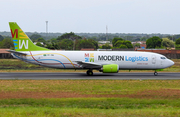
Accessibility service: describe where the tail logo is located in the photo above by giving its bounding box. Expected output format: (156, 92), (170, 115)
(9, 22), (49, 51)
(11, 29), (29, 50)
(19, 40), (28, 49)
(13, 39), (29, 50)
(11, 29), (18, 38)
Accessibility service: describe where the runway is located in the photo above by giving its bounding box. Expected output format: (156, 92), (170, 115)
(0, 72), (179, 80)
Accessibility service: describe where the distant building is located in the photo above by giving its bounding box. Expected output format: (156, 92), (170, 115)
(97, 49), (112, 51)
(132, 41), (146, 50)
(0, 49), (13, 59)
(98, 41), (112, 47)
(33, 42), (44, 45)
(140, 44), (147, 49)
(98, 41), (111, 44)
(131, 41), (146, 45)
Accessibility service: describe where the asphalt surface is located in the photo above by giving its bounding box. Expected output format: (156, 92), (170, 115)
(0, 72), (179, 80)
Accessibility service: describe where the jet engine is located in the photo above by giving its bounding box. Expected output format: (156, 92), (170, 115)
(100, 64), (119, 73)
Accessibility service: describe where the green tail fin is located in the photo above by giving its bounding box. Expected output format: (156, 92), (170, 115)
(9, 22), (49, 51)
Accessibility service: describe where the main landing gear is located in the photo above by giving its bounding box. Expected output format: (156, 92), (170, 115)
(154, 71), (158, 76)
(86, 69), (93, 76)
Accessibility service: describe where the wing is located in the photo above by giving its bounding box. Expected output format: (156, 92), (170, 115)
(75, 61), (102, 69)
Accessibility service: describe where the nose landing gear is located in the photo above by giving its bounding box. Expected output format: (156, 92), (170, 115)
(154, 71), (158, 76)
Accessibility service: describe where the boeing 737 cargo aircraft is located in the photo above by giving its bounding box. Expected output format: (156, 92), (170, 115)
(8, 22), (174, 76)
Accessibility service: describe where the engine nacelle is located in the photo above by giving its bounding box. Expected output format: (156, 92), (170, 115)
(101, 64), (119, 73)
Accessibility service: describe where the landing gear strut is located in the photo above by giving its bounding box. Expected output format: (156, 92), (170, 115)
(154, 71), (158, 76)
(86, 70), (93, 76)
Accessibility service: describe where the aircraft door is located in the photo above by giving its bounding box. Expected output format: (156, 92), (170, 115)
(152, 55), (156, 64)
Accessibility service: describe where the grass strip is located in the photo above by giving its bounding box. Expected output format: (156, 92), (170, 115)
(0, 108), (180, 117)
(0, 98), (180, 109)
(0, 80), (180, 95)
(0, 98), (180, 117)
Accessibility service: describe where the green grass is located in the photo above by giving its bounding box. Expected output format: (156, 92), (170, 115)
(0, 80), (180, 116)
(0, 98), (180, 109)
(0, 98), (180, 117)
(0, 108), (179, 117)
(0, 80), (180, 94)
(1, 79), (180, 116)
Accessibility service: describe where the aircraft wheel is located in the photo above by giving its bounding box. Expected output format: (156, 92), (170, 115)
(154, 72), (158, 76)
(87, 70), (93, 76)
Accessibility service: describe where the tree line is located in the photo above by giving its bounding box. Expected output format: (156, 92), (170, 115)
(30, 33), (134, 50)
(0, 31), (174, 41)
(0, 32), (180, 50)
(146, 36), (180, 49)
(31, 32), (98, 50)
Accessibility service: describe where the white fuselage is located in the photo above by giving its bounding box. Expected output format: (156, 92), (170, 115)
(12, 51), (174, 70)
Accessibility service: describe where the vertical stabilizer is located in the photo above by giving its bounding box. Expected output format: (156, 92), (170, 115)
(9, 22), (49, 51)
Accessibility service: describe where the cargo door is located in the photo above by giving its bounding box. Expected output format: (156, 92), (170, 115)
(152, 55), (156, 64)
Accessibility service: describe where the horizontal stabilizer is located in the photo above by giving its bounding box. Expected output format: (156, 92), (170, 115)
(6, 50), (27, 55)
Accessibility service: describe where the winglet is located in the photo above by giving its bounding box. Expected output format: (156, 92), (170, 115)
(9, 22), (49, 51)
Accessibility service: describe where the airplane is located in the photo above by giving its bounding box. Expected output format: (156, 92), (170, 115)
(8, 22), (174, 76)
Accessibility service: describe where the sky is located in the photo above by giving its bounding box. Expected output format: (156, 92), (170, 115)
(1, 0), (180, 34)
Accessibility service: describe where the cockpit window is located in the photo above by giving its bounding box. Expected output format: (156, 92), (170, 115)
(161, 57), (166, 59)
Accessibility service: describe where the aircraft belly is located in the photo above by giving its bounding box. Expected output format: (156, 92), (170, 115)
(119, 62), (136, 69)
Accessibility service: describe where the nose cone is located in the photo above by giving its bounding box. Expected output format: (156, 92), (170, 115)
(168, 59), (174, 67)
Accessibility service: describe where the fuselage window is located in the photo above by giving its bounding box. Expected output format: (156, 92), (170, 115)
(161, 57), (166, 59)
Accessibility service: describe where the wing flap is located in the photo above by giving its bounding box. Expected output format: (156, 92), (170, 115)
(75, 61), (102, 69)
